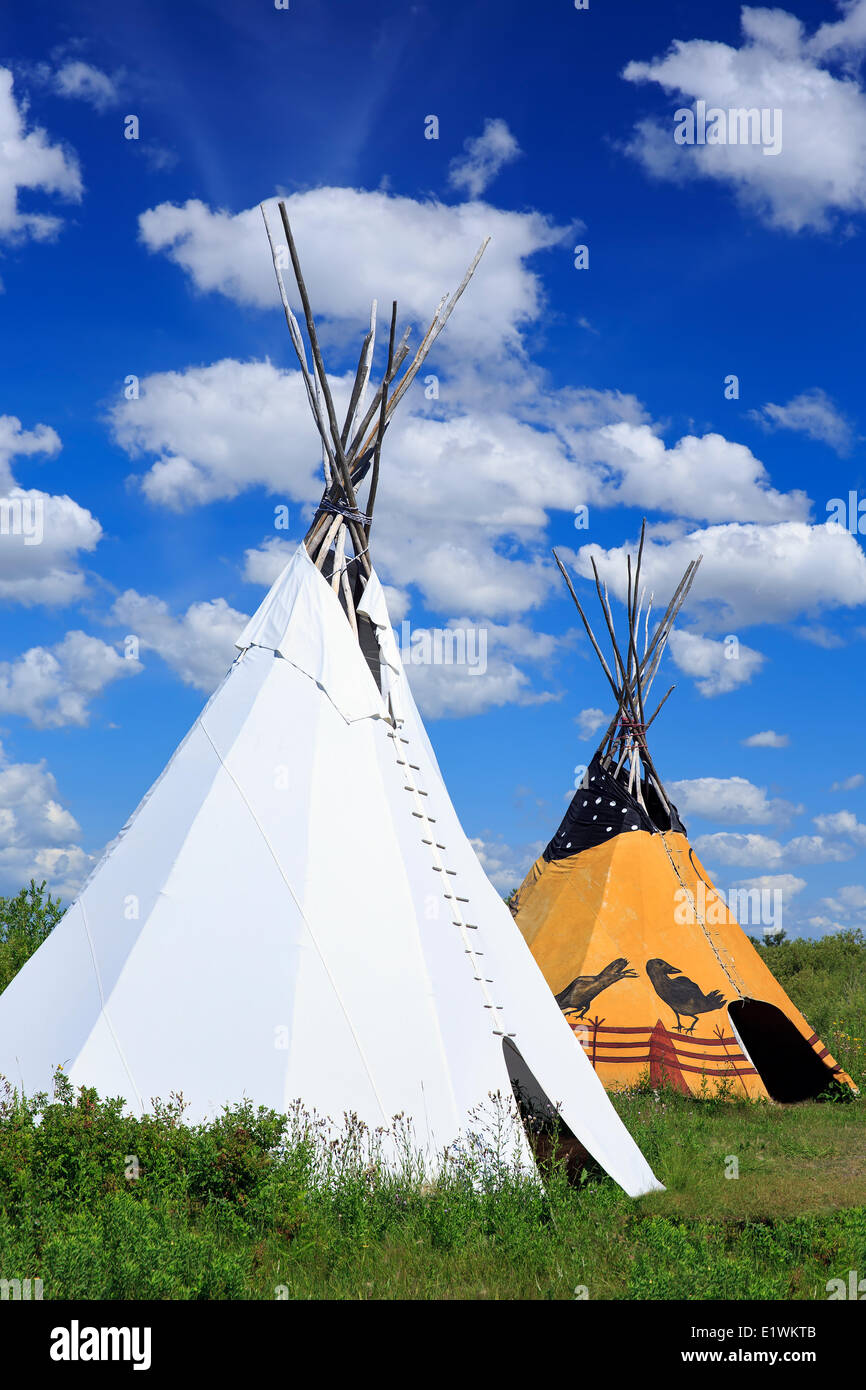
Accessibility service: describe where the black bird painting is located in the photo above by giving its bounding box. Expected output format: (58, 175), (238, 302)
(646, 958), (726, 1034)
(555, 958), (638, 1019)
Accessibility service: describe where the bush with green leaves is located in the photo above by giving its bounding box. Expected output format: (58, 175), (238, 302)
(0, 1066), (862, 1300)
(0, 880), (64, 995)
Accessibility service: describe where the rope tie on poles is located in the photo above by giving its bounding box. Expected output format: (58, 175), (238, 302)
(319, 497), (372, 527)
(618, 715), (647, 749)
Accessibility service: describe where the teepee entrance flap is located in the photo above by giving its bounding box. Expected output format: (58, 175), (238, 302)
(357, 569), (407, 724)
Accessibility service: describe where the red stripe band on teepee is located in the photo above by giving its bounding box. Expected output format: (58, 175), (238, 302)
(586, 1054), (758, 1075)
(569, 1024), (744, 1046)
(574, 1039), (754, 1067)
(574, 1037), (745, 1062)
(649, 1041), (750, 1065)
(579, 1024), (656, 1034)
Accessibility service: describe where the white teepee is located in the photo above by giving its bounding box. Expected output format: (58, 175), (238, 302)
(0, 208), (662, 1196)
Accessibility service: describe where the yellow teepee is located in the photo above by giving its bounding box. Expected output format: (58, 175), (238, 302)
(514, 527), (856, 1102)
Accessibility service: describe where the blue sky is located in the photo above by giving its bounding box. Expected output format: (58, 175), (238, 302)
(2, 0), (866, 938)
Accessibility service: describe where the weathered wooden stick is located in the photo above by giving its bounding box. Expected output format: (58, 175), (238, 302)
(313, 511), (344, 570)
(646, 684), (675, 730)
(626, 557), (634, 685)
(592, 555), (698, 761)
(341, 566), (358, 638)
(345, 331), (412, 464)
(278, 202), (371, 575)
(627, 524), (647, 722)
(632, 521), (646, 631)
(357, 299), (377, 421)
(380, 237), (490, 428)
(304, 434), (387, 556)
(331, 522), (347, 592)
(553, 550), (620, 700)
(639, 635), (669, 704)
(591, 559), (639, 725)
(626, 568), (646, 724)
(623, 554), (702, 710)
(354, 301), (445, 450)
(340, 319), (376, 447)
(641, 754), (671, 816)
(366, 300), (397, 539)
(633, 587), (646, 674)
(642, 557), (701, 676)
(639, 559), (702, 702)
(601, 581), (626, 685)
(261, 203), (336, 488)
(303, 322), (408, 559)
(350, 238), (489, 459)
(278, 202), (344, 458)
(636, 562), (694, 677)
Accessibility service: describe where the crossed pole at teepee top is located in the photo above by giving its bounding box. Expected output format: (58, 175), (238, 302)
(553, 520), (702, 814)
(260, 199), (488, 637)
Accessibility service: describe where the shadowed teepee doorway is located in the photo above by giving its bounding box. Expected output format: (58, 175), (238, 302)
(728, 999), (839, 1102)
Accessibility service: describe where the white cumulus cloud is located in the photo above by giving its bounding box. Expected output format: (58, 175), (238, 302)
(813, 808), (866, 843)
(750, 388), (854, 455)
(733, 872), (807, 896)
(471, 835), (542, 895)
(402, 618), (561, 719)
(668, 629), (765, 696)
(568, 520), (866, 631)
(0, 742), (89, 898)
(53, 61), (119, 112)
(694, 829), (855, 868)
(109, 359), (326, 511)
(0, 416), (102, 606)
(110, 591), (248, 692)
(0, 631), (140, 729)
(742, 729), (789, 747)
(138, 189), (567, 358)
(622, 2), (866, 232)
(0, 67), (82, 244)
(575, 707), (608, 738)
(584, 423), (809, 524)
(670, 775), (802, 825)
(448, 118), (522, 197)
(831, 772), (865, 791)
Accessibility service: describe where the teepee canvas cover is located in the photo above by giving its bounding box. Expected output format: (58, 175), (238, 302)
(514, 529), (856, 1103)
(0, 209), (662, 1196)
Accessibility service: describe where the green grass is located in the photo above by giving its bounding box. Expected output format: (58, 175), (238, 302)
(0, 894), (863, 1300)
(0, 1076), (863, 1300)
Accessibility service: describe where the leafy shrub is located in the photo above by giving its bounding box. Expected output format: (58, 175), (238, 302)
(0, 880), (64, 994)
